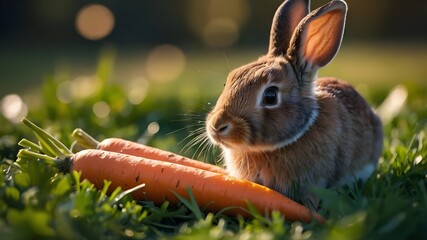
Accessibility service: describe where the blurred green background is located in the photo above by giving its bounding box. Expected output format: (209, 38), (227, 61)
(1, 0), (426, 157)
(0, 1), (426, 238)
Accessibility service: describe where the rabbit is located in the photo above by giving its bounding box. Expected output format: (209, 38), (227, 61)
(205, 0), (383, 206)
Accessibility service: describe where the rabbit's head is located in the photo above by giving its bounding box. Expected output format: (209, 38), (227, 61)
(206, 0), (347, 152)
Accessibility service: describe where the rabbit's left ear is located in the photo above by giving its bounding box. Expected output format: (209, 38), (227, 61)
(287, 0), (347, 69)
(268, 0), (310, 56)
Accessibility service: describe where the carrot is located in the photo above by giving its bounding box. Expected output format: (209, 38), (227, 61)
(71, 128), (228, 175)
(20, 118), (325, 223)
(65, 149), (325, 222)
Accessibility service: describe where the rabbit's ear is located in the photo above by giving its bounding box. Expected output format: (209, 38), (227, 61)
(268, 0), (310, 56)
(287, 0), (347, 69)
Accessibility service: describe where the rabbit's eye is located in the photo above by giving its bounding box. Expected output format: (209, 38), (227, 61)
(262, 86), (278, 106)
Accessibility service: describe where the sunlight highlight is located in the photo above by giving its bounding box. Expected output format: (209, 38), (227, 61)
(1, 94), (28, 124)
(414, 155), (422, 165)
(76, 4), (115, 40)
(376, 85), (408, 123)
(146, 45), (186, 83)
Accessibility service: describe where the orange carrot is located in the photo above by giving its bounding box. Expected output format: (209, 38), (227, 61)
(72, 128), (228, 175)
(20, 120), (324, 223)
(69, 149), (325, 223)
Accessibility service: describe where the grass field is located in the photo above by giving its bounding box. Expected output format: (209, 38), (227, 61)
(0, 44), (426, 239)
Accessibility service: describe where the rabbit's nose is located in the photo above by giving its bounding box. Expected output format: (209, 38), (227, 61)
(206, 109), (235, 143)
(217, 123), (231, 135)
(209, 121), (233, 143)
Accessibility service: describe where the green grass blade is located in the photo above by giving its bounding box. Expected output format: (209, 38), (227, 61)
(112, 183), (146, 204)
(172, 186), (204, 220)
(214, 206), (249, 218)
(244, 200), (264, 220)
(72, 171), (82, 191)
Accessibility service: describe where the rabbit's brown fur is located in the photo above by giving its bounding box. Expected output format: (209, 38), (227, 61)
(206, 0), (383, 203)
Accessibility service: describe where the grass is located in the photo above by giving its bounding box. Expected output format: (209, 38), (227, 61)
(0, 44), (426, 239)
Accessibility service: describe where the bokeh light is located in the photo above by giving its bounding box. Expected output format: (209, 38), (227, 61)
(187, 0), (250, 47)
(147, 122), (160, 135)
(1, 94), (28, 123)
(92, 101), (110, 118)
(56, 76), (98, 103)
(56, 81), (74, 103)
(75, 4), (115, 40)
(127, 77), (149, 105)
(203, 18), (239, 47)
(71, 76), (98, 99)
(145, 45), (186, 83)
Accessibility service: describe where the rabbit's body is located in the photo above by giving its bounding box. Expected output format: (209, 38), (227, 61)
(206, 0), (383, 204)
(221, 76), (382, 197)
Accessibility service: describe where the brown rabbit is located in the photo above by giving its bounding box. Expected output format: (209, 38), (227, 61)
(205, 0), (383, 205)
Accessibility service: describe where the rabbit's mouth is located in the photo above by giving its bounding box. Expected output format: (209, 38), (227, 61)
(208, 128), (274, 153)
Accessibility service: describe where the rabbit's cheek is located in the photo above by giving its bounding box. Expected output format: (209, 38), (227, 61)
(218, 122), (251, 148)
